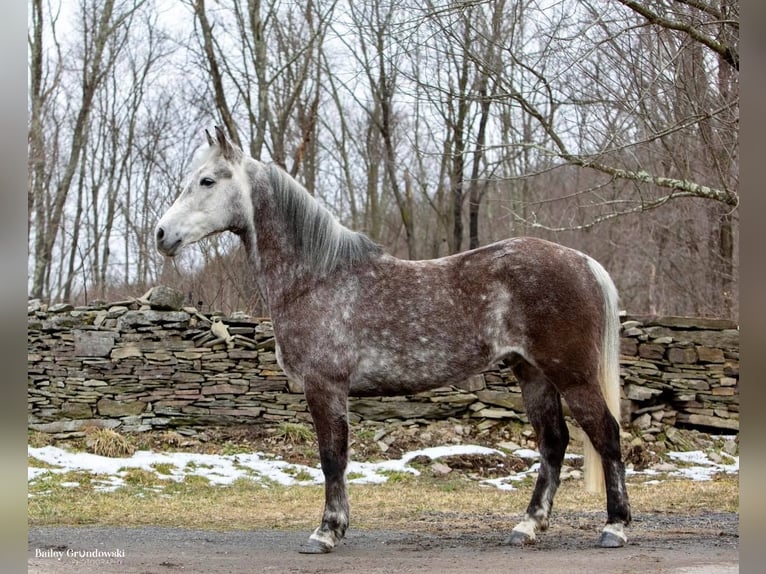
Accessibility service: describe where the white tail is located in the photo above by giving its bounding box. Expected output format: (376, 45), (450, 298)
(583, 257), (622, 495)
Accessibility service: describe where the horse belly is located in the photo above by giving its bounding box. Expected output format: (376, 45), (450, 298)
(349, 341), (491, 397)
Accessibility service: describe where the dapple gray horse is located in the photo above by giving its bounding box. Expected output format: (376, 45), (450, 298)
(156, 126), (631, 553)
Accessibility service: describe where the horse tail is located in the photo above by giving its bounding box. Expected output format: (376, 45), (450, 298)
(583, 257), (622, 495)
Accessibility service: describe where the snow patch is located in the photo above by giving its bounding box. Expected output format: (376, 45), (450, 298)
(28, 443), (738, 494)
(28, 444), (505, 493)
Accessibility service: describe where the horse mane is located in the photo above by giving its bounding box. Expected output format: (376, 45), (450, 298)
(266, 163), (383, 273)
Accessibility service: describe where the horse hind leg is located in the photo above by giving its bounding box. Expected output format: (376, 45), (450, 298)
(506, 360), (569, 546)
(299, 381), (350, 554)
(559, 382), (631, 548)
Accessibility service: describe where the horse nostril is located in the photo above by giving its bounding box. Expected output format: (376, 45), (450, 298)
(157, 227), (165, 241)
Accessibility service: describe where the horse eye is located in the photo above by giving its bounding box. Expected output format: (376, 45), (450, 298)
(200, 177), (215, 187)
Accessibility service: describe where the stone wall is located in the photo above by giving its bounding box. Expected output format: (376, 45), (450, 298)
(28, 288), (738, 437)
(618, 315), (739, 434)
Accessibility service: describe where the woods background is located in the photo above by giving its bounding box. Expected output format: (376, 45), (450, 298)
(27, 0), (739, 319)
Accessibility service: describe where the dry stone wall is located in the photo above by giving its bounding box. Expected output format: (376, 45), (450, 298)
(618, 315), (739, 434)
(28, 288), (739, 438)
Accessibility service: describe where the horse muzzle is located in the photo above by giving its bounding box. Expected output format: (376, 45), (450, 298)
(155, 225), (183, 257)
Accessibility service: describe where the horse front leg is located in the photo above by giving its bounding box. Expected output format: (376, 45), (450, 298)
(299, 381), (350, 554)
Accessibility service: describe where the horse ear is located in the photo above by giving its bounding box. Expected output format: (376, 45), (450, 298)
(214, 125), (229, 153)
(205, 129), (215, 147)
(214, 125), (242, 162)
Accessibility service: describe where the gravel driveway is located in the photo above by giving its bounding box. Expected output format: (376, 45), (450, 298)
(28, 511), (738, 574)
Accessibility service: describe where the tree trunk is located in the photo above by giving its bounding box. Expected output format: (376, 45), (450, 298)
(30, 0), (119, 300)
(194, 0), (241, 146)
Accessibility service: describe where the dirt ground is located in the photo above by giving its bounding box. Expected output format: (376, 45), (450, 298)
(28, 511), (738, 574)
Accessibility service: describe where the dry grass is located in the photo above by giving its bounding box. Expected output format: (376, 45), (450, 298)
(274, 422), (315, 445)
(28, 431), (53, 448)
(84, 427), (135, 457)
(27, 472), (738, 532)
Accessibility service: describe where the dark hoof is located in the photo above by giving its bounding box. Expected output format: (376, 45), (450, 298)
(298, 539), (333, 554)
(598, 530), (626, 548)
(505, 530), (536, 546)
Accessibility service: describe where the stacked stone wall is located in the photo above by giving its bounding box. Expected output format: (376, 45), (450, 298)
(28, 290), (738, 437)
(618, 315), (739, 434)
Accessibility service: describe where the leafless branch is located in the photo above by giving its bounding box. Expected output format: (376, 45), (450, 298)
(614, 0), (738, 69)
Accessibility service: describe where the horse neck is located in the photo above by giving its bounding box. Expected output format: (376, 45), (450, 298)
(240, 162), (317, 312)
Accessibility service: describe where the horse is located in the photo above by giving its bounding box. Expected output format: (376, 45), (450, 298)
(156, 126), (631, 553)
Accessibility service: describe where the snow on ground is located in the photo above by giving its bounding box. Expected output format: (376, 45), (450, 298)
(345, 445), (502, 484)
(646, 450), (739, 481)
(28, 443), (738, 495)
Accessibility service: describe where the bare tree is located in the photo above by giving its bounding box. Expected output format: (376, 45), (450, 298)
(28, 0), (147, 300)
(445, 0), (739, 316)
(404, 0), (513, 253)
(187, 0), (336, 179)
(28, 0), (739, 319)
(494, 0), (738, 221)
(344, 0), (417, 258)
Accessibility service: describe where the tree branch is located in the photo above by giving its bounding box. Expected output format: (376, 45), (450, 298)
(614, 0), (738, 70)
(506, 186), (712, 233)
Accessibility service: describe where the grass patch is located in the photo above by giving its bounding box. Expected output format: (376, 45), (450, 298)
(163, 475), (211, 495)
(85, 428), (135, 457)
(274, 422), (314, 445)
(719, 453), (736, 465)
(232, 461), (264, 478)
(435, 479), (463, 493)
(407, 455), (432, 471)
(283, 467), (315, 482)
(379, 470), (416, 484)
(28, 456), (57, 469)
(158, 430), (187, 448)
(151, 462), (177, 476)
(183, 475), (211, 487)
(28, 469), (739, 529)
(28, 431), (52, 448)
(28, 470), (106, 497)
(220, 442), (253, 456)
(28, 470), (738, 531)
(122, 468), (164, 487)
(353, 427), (377, 442)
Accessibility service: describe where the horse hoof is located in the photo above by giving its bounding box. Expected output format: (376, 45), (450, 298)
(598, 529), (627, 548)
(298, 539), (333, 554)
(505, 530), (536, 546)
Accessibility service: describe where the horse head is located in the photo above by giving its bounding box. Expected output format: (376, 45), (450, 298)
(156, 126), (251, 257)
